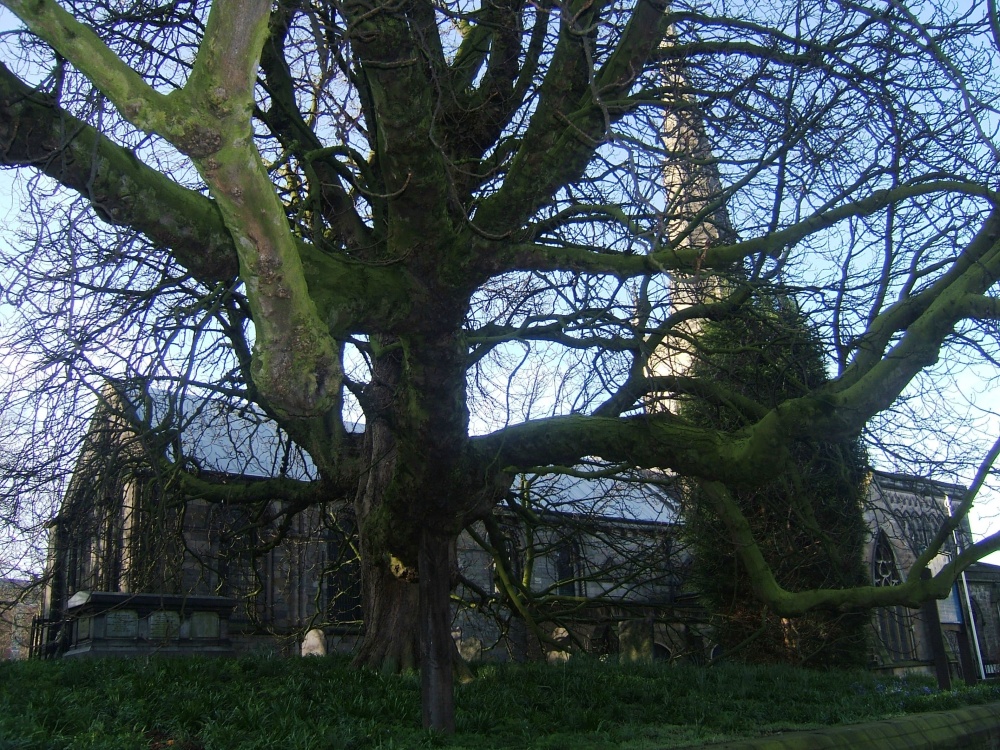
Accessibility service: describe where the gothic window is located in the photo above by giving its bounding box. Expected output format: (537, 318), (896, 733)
(554, 541), (579, 597)
(492, 533), (524, 598)
(899, 509), (946, 558)
(873, 530), (902, 587)
(325, 522), (362, 625)
(872, 530), (916, 662)
(216, 508), (263, 626)
(220, 545), (260, 625)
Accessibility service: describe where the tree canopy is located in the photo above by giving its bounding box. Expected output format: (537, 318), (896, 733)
(3, 0), (1000, 730)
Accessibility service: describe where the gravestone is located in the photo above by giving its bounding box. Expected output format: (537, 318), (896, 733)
(301, 628), (327, 656)
(619, 616), (654, 663)
(61, 591), (236, 657)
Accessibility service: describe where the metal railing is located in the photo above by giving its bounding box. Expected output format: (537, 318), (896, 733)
(28, 616), (66, 659)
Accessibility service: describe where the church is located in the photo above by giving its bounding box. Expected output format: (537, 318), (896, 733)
(30, 387), (1000, 682)
(25, 66), (1000, 677)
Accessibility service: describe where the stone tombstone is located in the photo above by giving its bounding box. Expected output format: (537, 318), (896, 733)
(301, 628), (327, 657)
(189, 611), (220, 639)
(546, 627), (572, 663)
(148, 611), (180, 640)
(104, 609), (138, 638)
(456, 635), (483, 663)
(61, 591), (236, 657)
(619, 616), (654, 663)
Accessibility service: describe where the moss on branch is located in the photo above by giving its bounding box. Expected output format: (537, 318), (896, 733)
(0, 62), (239, 282)
(471, 412), (787, 488)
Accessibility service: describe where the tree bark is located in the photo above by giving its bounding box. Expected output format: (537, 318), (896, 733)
(352, 549), (421, 671)
(351, 358), (423, 670)
(419, 529), (455, 732)
(347, 334), (473, 731)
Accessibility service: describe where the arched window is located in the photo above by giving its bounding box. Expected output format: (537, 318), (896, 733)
(554, 541), (579, 597)
(872, 530), (915, 662)
(873, 530), (903, 587)
(324, 518), (362, 625)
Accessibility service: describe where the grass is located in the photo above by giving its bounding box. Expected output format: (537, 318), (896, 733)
(1, 655), (998, 749)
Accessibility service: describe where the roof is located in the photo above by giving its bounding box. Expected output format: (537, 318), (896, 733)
(871, 470), (966, 498)
(117, 389), (678, 523)
(966, 560), (1000, 581)
(114, 391), (964, 530)
(125, 390), (317, 481)
(517, 469), (679, 524)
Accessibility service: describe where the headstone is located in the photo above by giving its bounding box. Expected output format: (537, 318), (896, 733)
(104, 610), (138, 638)
(301, 628), (327, 656)
(61, 591), (236, 657)
(148, 611), (180, 640)
(619, 616), (654, 663)
(456, 635), (482, 663)
(546, 627), (571, 663)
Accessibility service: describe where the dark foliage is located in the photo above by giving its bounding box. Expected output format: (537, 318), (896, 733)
(683, 289), (870, 666)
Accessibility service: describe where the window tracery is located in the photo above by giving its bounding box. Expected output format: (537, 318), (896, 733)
(872, 529), (916, 662)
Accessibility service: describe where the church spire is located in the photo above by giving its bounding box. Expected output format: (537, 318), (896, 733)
(646, 59), (735, 414)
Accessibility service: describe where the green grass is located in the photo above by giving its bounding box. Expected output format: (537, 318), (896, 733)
(0, 655), (998, 749)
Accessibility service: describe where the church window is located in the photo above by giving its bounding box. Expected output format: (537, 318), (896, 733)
(554, 541), (579, 597)
(872, 529), (916, 662)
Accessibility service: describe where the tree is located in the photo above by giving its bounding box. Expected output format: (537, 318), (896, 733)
(682, 289), (870, 667)
(3, 0), (1000, 731)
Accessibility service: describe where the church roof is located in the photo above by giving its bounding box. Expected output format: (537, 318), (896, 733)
(515, 469), (679, 524)
(121, 389), (676, 523)
(121, 389), (318, 482)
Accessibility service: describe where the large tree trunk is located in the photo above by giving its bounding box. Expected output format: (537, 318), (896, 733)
(349, 335), (473, 731)
(352, 549), (420, 671)
(419, 529), (455, 731)
(351, 424), (461, 730)
(351, 377), (423, 671)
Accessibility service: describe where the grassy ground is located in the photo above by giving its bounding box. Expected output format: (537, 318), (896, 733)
(1, 655), (998, 750)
